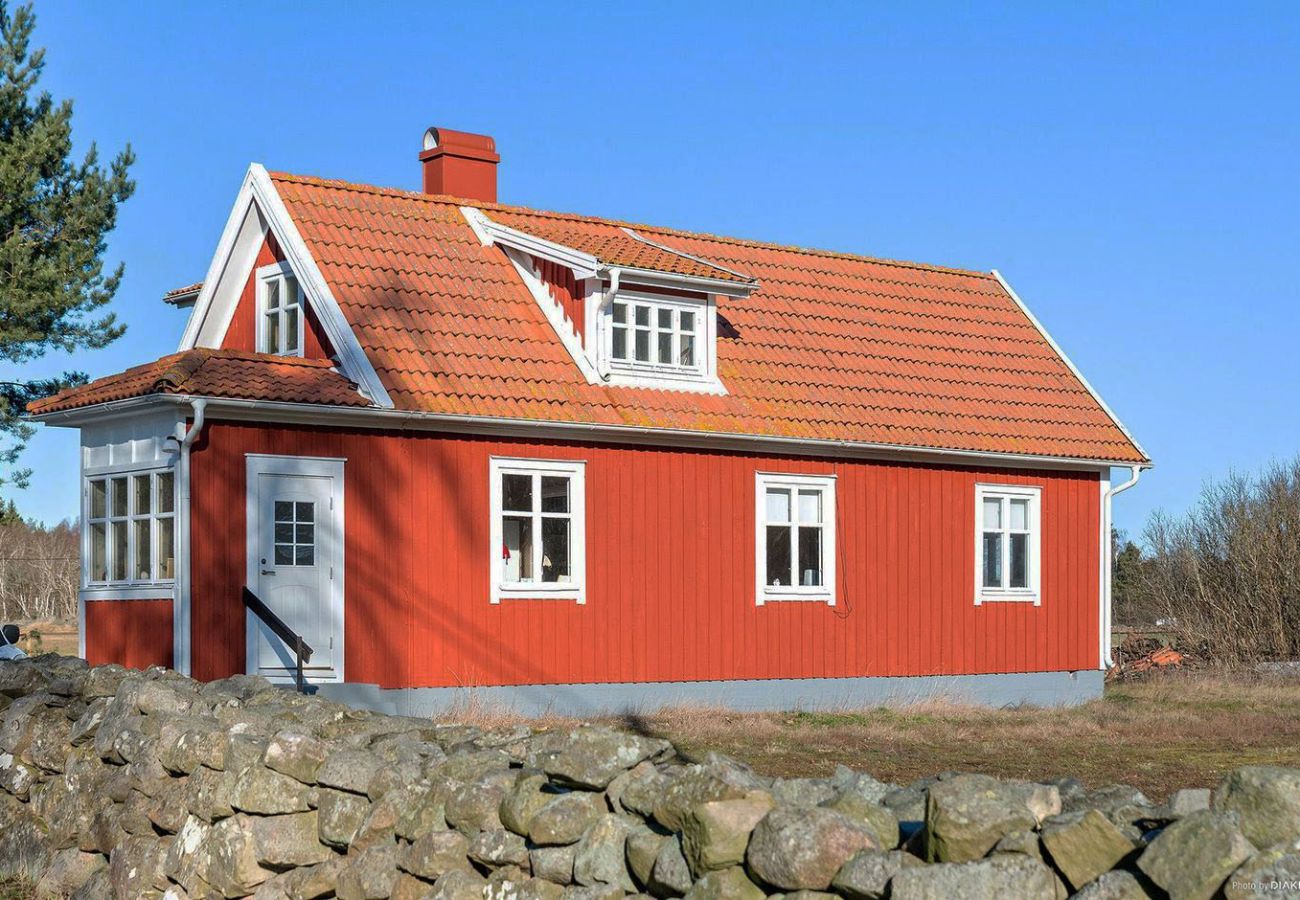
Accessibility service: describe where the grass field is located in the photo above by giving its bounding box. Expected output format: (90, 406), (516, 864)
(580, 674), (1300, 801)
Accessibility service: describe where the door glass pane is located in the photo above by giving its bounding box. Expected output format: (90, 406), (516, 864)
(275, 523), (294, 543)
(1009, 533), (1028, 588)
(982, 532), (1002, 588)
(797, 489), (822, 524)
(540, 476), (569, 513)
(285, 307), (300, 353)
(295, 502), (313, 523)
(90, 480), (107, 519)
(295, 524), (314, 544)
(111, 477), (128, 517)
(111, 521), (128, 581)
(275, 501), (293, 522)
(634, 330), (650, 362)
(502, 474), (533, 512)
(766, 525), (792, 586)
(295, 545), (314, 566)
(502, 515), (533, 582)
(982, 497), (1001, 529)
(798, 526), (822, 586)
(1009, 498), (1029, 531)
(157, 518), (175, 580)
(541, 517), (570, 583)
(134, 474), (152, 516)
(612, 327), (627, 360)
(275, 545), (294, 566)
(765, 488), (791, 523)
(657, 331), (673, 364)
(157, 472), (174, 514)
(134, 519), (151, 580)
(90, 523), (107, 581)
(679, 333), (694, 367)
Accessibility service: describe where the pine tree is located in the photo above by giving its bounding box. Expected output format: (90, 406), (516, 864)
(0, 1), (134, 490)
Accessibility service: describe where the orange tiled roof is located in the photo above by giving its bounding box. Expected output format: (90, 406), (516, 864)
(28, 349), (370, 414)
(271, 173), (1145, 464)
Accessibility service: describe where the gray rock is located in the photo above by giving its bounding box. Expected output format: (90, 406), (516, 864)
(1040, 808), (1136, 891)
(682, 866), (765, 900)
(336, 843), (401, 900)
(829, 848), (921, 900)
(318, 748), (385, 796)
(446, 772), (514, 834)
(163, 814), (214, 896)
(572, 813), (636, 891)
(880, 786), (926, 827)
(264, 730), (330, 785)
(207, 814), (274, 897)
(431, 868), (488, 900)
(250, 810), (333, 868)
(745, 806), (878, 891)
(830, 767), (891, 806)
(653, 763), (766, 832)
(1069, 784), (1155, 828)
(500, 770), (554, 835)
(889, 854), (1058, 900)
(527, 727), (671, 790)
(231, 763), (312, 815)
(108, 832), (168, 899)
(33, 847), (107, 897)
(1070, 869), (1155, 899)
(1224, 836), (1300, 899)
(771, 777), (838, 808)
(1168, 788), (1212, 818)
(1137, 809), (1256, 900)
(530, 791), (607, 846)
(681, 793), (774, 875)
(396, 781), (451, 841)
(991, 829), (1044, 862)
(402, 830), (472, 881)
(819, 793), (899, 850)
(650, 834), (694, 897)
(923, 773), (1039, 863)
(470, 829), (531, 870)
(530, 843), (577, 885)
(484, 875), (565, 900)
(1214, 767), (1300, 849)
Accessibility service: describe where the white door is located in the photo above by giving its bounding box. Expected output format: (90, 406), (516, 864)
(246, 456), (344, 682)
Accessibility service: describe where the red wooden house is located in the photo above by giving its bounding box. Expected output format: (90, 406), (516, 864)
(29, 128), (1149, 713)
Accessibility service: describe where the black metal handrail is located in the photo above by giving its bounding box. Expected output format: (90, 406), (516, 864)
(243, 586), (314, 693)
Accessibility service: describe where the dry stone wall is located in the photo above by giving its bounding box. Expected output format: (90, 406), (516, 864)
(2, 655), (1300, 899)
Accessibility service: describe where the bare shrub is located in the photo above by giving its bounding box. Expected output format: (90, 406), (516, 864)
(1136, 458), (1300, 664)
(0, 519), (78, 621)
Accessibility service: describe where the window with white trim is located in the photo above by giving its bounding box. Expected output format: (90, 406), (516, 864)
(755, 472), (836, 605)
(975, 484), (1042, 604)
(489, 458), (586, 603)
(258, 263), (303, 356)
(85, 469), (176, 586)
(598, 289), (722, 392)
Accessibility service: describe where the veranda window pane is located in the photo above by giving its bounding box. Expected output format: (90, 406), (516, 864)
(157, 472), (174, 514)
(982, 532), (1002, 588)
(502, 474), (533, 512)
(112, 521), (128, 581)
(1009, 498), (1028, 531)
(541, 517), (570, 583)
(134, 475), (152, 516)
(635, 305), (650, 327)
(111, 477), (128, 517)
(797, 526), (822, 586)
(540, 476), (569, 513)
(1009, 533), (1028, 588)
(285, 307), (300, 353)
(657, 332), (673, 364)
(90, 480), (106, 519)
(766, 526), (792, 586)
(982, 497), (1001, 529)
(503, 515), (533, 582)
(634, 330), (650, 362)
(679, 334), (694, 367)
(157, 518), (175, 580)
(90, 523), (107, 581)
(765, 488), (791, 523)
(612, 327), (627, 359)
(134, 519), (151, 580)
(797, 489), (822, 524)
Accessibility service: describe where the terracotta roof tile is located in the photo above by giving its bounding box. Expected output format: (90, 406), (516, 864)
(28, 349), (370, 414)
(266, 172), (1145, 463)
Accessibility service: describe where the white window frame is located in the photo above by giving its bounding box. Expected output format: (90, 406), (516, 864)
(489, 457), (586, 604)
(256, 261), (304, 356)
(598, 289), (724, 393)
(974, 483), (1042, 605)
(755, 472), (836, 606)
(83, 465), (177, 590)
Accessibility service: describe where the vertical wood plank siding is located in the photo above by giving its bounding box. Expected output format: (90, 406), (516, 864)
(189, 422), (1101, 686)
(537, 259), (586, 340)
(84, 600), (174, 670)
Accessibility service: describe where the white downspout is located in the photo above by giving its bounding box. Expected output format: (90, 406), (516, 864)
(1101, 464), (1141, 669)
(174, 398), (207, 675)
(595, 267), (621, 381)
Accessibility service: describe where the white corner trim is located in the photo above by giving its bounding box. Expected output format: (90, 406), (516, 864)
(501, 246), (603, 384)
(754, 471), (837, 606)
(463, 207), (599, 279)
(992, 270), (1149, 463)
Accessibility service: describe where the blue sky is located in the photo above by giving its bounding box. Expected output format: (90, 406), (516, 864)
(11, 1), (1299, 540)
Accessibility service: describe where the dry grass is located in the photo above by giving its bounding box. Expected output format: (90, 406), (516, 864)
(436, 672), (1300, 801)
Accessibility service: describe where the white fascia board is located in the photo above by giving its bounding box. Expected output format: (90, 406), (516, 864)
(617, 267), (755, 298)
(178, 169), (260, 351)
(462, 207), (599, 279)
(992, 269), (1150, 464)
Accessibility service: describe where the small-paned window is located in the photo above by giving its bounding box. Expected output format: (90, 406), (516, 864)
(259, 265), (303, 356)
(85, 470), (176, 586)
(975, 484), (1042, 604)
(610, 297), (700, 372)
(273, 501), (316, 567)
(490, 458), (586, 603)
(755, 472), (836, 605)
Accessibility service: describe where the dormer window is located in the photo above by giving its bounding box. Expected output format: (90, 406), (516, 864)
(611, 297), (699, 372)
(258, 263), (303, 356)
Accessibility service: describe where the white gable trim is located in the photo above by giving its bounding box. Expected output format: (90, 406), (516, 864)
(178, 164), (392, 409)
(501, 246), (603, 384)
(992, 270), (1148, 463)
(462, 207), (599, 279)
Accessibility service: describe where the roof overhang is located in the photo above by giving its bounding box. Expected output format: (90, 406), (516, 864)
(28, 392), (1152, 473)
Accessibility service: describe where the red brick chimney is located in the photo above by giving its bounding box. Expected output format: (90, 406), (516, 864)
(419, 127), (500, 202)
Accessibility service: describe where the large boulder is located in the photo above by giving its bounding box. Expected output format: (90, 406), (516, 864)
(745, 806), (878, 891)
(889, 854), (1058, 900)
(336, 843), (401, 900)
(680, 794), (775, 874)
(1137, 809), (1256, 900)
(230, 763), (311, 815)
(263, 730), (330, 785)
(683, 866), (766, 900)
(528, 791), (607, 846)
(401, 830), (472, 882)
(1070, 869), (1156, 899)
(1213, 767), (1300, 849)
(572, 813), (636, 891)
(924, 774), (1039, 863)
(1039, 809), (1137, 892)
(250, 810), (333, 868)
(830, 849), (922, 900)
(1224, 837), (1300, 900)
(206, 814), (273, 897)
(650, 834), (695, 897)
(526, 727), (671, 790)
(653, 763), (765, 832)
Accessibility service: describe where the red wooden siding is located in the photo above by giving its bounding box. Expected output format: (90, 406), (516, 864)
(188, 422), (1100, 687)
(536, 258), (586, 340)
(84, 600), (174, 670)
(221, 233), (334, 359)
